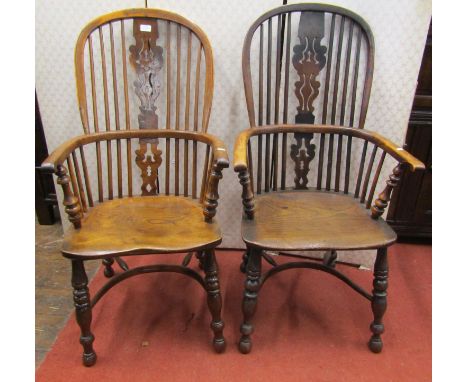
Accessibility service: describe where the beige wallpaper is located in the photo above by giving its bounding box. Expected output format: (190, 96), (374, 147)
(36, 0), (431, 267)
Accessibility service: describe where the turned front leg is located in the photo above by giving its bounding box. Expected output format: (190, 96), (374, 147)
(71, 259), (97, 366)
(201, 249), (226, 353)
(239, 247), (262, 354)
(368, 247), (388, 353)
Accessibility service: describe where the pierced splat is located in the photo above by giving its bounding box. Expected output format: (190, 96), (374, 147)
(290, 12), (326, 189)
(135, 142), (162, 196)
(290, 133), (315, 189)
(292, 12), (327, 124)
(130, 19), (164, 195)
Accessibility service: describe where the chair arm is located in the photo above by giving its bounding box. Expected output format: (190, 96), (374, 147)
(41, 129), (229, 227)
(234, 124), (426, 220)
(234, 124), (425, 172)
(41, 129), (229, 173)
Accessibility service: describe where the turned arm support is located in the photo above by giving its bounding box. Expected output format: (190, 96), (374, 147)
(202, 142), (230, 222)
(370, 164), (403, 219)
(41, 129), (229, 226)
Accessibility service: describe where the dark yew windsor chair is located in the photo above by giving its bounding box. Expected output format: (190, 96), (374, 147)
(41, 8), (228, 366)
(234, 3), (425, 354)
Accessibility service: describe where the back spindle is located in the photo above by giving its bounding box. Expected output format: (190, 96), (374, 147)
(248, 140), (255, 192)
(257, 135), (263, 194)
(165, 137), (171, 195)
(344, 135), (352, 194)
(258, 23), (264, 126)
(67, 156), (83, 213)
(71, 151), (88, 212)
(79, 146), (94, 207)
(340, 19), (354, 126)
(200, 144), (211, 203)
(330, 16), (346, 125)
(360, 144), (378, 203)
(334, 134), (343, 192)
(266, 18), (272, 125)
(354, 140), (368, 198)
(265, 133), (271, 192)
(192, 140), (198, 198)
(316, 133), (326, 190)
(280, 132), (287, 190)
(326, 134), (335, 191)
(366, 150), (386, 209)
(175, 138), (180, 196)
(184, 138), (189, 197)
(96, 141), (104, 202)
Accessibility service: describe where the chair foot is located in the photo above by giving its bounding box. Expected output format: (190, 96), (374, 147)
(368, 247), (388, 354)
(368, 334), (383, 353)
(102, 258), (114, 278)
(239, 247), (262, 354)
(213, 336), (227, 353)
(238, 335), (252, 354)
(72, 259), (97, 366)
(201, 250), (226, 353)
(82, 347), (97, 366)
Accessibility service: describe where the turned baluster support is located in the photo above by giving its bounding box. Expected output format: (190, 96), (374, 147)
(102, 258), (115, 278)
(71, 259), (97, 366)
(240, 249), (250, 273)
(368, 247), (388, 353)
(203, 157), (228, 222)
(323, 250), (338, 268)
(239, 247), (262, 354)
(195, 251), (204, 269)
(238, 168), (255, 219)
(57, 164), (82, 229)
(200, 250), (226, 353)
(371, 164), (403, 219)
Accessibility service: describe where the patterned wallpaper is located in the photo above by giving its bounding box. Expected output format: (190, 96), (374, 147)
(36, 0), (431, 267)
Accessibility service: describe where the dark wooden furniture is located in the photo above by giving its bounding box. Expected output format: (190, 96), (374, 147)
(36, 92), (58, 225)
(234, 4), (424, 354)
(41, 8), (228, 366)
(387, 22), (431, 238)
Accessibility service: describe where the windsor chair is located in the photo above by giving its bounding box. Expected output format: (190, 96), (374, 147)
(41, 8), (228, 366)
(234, 3), (425, 354)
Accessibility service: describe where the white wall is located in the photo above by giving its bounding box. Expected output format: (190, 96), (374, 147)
(36, 0), (431, 267)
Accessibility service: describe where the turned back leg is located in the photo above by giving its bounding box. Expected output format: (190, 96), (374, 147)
(71, 259), (97, 366)
(368, 247), (388, 353)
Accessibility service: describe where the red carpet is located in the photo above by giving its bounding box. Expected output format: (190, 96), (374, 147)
(36, 244), (431, 381)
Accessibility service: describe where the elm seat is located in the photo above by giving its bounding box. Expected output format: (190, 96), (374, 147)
(241, 191), (397, 251)
(62, 196), (222, 258)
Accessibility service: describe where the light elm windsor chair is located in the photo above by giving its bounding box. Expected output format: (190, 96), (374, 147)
(234, 3), (425, 354)
(41, 8), (228, 366)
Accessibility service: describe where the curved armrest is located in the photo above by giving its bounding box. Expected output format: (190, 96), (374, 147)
(234, 124), (425, 173)
(41, 129), (229, 174)
(234, 124), (425, 220)
(41, 129), (229, 227)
